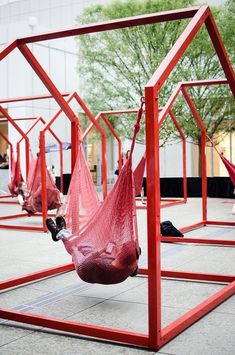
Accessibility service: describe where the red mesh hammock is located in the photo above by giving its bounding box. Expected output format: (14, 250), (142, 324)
(220, 155), (235, 186)
(8, 154), (23, 196)
(61, 105), (143, 285)
(133, 153), (146, 196)
(208, 137), (235, 186)
(62, 144), (100, 234)
(27, 151), (37, 191)
(22, 154), (62, 213)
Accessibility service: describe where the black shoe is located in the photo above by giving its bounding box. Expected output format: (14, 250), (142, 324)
(161, 220), (184, 237)
(46, 218), (60, 242)
(55, 215), (66, 230)
(130, 266), (139, 277)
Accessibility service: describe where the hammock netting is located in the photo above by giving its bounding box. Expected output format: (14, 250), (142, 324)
(208, 137), (235, 187)
(23, 154), (62, 213)
(8, 156), (23, 196)
(61, 145), (140, 284)
(133, 153), (146, 196)
(60, 106), (144, 285)
(220, 155), (235, 186)
(61, 144), (100, 234)
(27, 151), (37, 191)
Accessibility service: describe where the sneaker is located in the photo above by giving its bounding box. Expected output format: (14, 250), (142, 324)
(161, 220), (184, 237)
(55, 215), (66, 229)
(46, 218), (60, 242)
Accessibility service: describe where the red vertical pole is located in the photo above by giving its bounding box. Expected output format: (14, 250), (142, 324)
(205, 13), (235, 97)
(201, 130), (207, 221)
(59, 142), (64, 194)
(25, 138), (30, 178)
(73, 94), (108, 197)
(101, 113), (123, 198)
(17, 138), (29, 180)
(71, 121), (78, 172)
(9, 144), (13, 169)
(145, 86), (161, 350)
(0, 105), (30, 178)
(82, 121), (108, 199)
(44, 121), (64, 194)
(16, 142), (21, 182)
(118, 143), (122, 174)
(39, 131), (48, 231)
(18, 45), (79, 171)
(182, 88), (207, 222)
(169, 110), (187, 201)
(182, 134), (187, 201)
(0, 132), (13, 174)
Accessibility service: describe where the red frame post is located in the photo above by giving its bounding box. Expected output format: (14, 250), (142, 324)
(17, 116), (64, 194)
(159, 79), (235, 246)
(0, 131), (14, 201)
(169, 110), (187, 202)
(181, 87), (207, 222)
(0, 93), (69, 230)
(0, 106), (30, 175)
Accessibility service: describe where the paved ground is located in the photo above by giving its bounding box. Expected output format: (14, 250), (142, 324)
(0, 197), (234, 354)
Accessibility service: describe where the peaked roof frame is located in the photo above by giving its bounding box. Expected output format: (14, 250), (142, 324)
(0, 5), (234, 351)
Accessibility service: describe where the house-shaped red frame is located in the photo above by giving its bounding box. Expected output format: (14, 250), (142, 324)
(0, 94), (68, 230)
(0, 6), (234, 351)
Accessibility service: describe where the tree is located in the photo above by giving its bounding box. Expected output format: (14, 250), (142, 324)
(76, 0), (196, 142)
(76, 0), (234, 161)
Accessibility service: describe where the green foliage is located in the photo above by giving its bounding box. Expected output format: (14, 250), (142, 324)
(173, 0), (235, 146)
(76, 0), (234, 146)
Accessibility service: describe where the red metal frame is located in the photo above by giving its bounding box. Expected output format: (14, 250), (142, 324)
(0, 92), (69, 104)
(84, 108), (188, 209)
(0, 106), (30, 174)
(159, 78), (235, 246)
(83, 110), (130, 197)
(0, 107), (30, 207)
(0, 91), (105, 231)
(0, 130), (15, 202)
(0, 5), (234, 351)
(17, 116), (64, 193)
(39, 91), (106, 230)
(0, 93), (69, 230)
(83, 113), (116, 199)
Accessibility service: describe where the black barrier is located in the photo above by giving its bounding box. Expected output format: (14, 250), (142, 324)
(57, 175), (234, 199)
(142, 177), (235, 199)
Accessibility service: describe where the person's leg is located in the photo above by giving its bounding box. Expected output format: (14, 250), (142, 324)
(55, 215), (66, 229)
(56, 228), (71, 241)
(46, 218), (71, 241)
(46, 218), (60, 241)
(46, 215), (68, 242)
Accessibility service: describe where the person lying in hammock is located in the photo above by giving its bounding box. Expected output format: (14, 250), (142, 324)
(46, 216), (141, 283)
(46, 217), (182, 284)
(18, 182), (63, 215)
